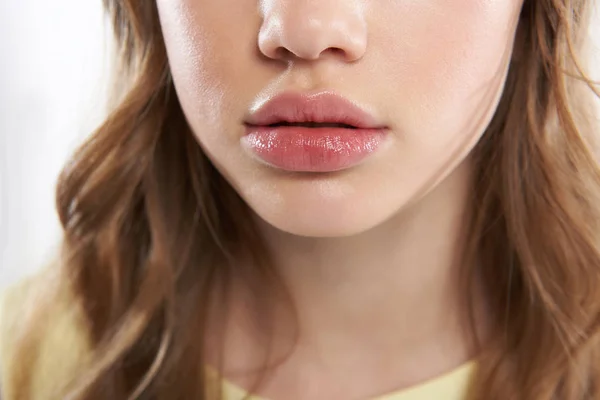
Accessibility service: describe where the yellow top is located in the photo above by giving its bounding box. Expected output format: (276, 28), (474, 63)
(218, 361), (475, 400)
(0, 270), (475, 399)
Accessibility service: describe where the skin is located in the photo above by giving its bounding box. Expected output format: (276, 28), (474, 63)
(157, 0), (524, 398)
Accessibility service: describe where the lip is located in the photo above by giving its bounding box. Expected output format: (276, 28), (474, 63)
(242, 92), (388, 172)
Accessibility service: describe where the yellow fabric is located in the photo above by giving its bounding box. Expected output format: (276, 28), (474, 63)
(0, 268), (91, 400)
(0, 271), (475, 400)
(218, 361), (475, 400)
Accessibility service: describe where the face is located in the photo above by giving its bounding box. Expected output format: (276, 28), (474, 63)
(157, 0), (524, 237)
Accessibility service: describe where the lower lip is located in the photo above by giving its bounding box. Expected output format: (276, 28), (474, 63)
(242, 126), (386, 172)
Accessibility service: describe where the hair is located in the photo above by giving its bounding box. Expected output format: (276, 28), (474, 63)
(6, 0), (600, 399)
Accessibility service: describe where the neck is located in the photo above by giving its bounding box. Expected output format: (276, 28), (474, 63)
(216, 159), (487, 397)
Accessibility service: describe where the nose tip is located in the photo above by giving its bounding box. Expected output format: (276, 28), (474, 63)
(258, 4), (368, 63)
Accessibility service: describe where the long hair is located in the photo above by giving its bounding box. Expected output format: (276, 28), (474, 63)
(8, 0), (600, 399)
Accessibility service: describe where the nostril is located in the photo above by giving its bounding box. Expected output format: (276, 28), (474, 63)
(274, 47), (293, 60)
(325, 47), (345, 57)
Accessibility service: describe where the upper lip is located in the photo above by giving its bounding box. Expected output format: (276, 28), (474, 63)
(244, 91), (385, 129)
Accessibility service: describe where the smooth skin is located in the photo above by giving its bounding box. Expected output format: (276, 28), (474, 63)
(157, 1), (524, 399)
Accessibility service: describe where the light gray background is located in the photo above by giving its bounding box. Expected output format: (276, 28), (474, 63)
(0, 1), (112, 288)
(1, 2), (599, 289)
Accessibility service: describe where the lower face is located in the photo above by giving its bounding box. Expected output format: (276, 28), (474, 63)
(156, 0), (524, 237)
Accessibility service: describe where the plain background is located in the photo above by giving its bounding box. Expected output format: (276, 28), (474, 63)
(0, 1), (112, 288)
(1, 2), (599, 289)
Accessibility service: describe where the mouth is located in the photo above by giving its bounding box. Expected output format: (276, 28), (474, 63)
(258, 121), (359, 129)
(241, 91), (388, 172)
(244, 91), (385, 130)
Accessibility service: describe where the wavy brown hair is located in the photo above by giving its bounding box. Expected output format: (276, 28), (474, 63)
(8, 0), (600, 399)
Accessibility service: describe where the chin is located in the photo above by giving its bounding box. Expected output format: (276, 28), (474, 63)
(243, 177), (402, 238)
(255, 208), (385, 238)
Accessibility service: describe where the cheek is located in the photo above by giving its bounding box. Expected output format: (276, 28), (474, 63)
(377, 0), (519, 148)
(156, 0), (256, 145)
(158, 1), (225, 130)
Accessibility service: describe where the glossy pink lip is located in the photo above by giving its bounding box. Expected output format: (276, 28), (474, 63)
(242, 92), (388, 172)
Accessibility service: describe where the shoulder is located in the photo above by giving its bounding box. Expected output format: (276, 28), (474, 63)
(0, 265), (91, 399)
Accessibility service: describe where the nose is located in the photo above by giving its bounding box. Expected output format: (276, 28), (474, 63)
(258, 0), (368, 62)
